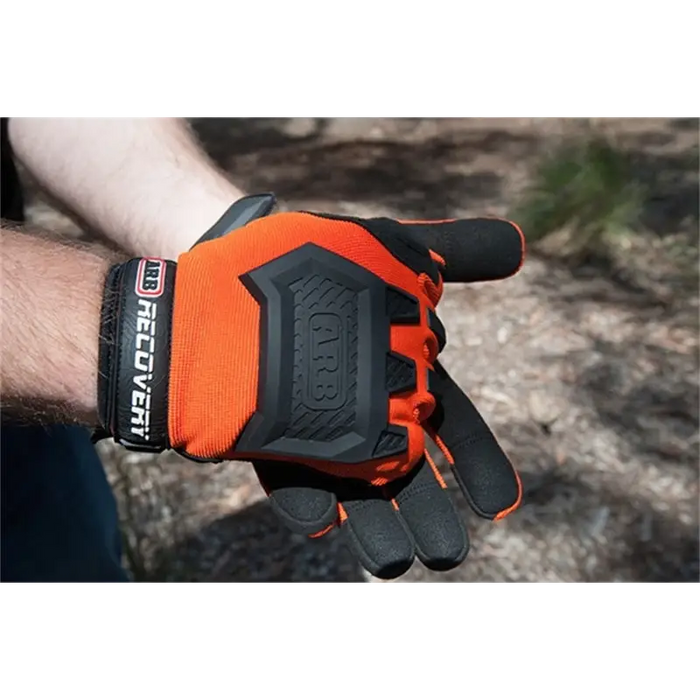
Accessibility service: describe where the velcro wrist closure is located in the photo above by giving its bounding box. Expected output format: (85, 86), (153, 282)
(98, 257), (176, 452)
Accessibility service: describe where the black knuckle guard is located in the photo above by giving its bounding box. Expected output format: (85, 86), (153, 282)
(235, 244), (416, 465)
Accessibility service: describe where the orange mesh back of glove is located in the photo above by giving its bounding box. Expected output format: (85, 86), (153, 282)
(169, 212), (441, 484)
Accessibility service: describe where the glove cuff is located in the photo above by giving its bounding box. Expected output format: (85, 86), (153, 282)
(97, 257), (177, 452)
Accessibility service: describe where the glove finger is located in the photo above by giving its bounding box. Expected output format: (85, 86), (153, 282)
(388, 452), (469, 571)
(400, 218), (525, 283)
(253, 460), (338, 537)
(257, 461), (416, 578)
(427, 361), (522, 520)
(336, 479), (415, 580)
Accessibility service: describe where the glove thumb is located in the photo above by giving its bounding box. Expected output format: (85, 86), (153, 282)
(399, 217), (525, 283)
(192, 193), (277, 248)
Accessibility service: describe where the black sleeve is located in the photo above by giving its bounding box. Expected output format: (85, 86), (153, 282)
(1, 117), (25, 223)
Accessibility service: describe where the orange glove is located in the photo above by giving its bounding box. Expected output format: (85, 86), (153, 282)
(97, 195), (515, 488)
(97, 194), (525, 578)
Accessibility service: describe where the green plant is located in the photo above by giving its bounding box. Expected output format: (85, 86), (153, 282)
(511, 136), (646, 259)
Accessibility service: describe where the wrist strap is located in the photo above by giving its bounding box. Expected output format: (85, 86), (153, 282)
(97, 257), (177, 451)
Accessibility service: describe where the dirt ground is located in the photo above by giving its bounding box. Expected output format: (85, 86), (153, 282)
(23, 118), (700, 582)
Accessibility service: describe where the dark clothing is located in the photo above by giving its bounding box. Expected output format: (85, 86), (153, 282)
(1, 118), (24, 223)
(1, 117), (128, 581)
(1, 425), (128, 581)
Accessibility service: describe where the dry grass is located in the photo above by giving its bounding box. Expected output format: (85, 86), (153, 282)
(511, 134), (646, 260)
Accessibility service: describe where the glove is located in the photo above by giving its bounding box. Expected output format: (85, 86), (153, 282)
(169, 195), (526, 580)
(248, 209), (526, 579)
(97, 195), (519, 500)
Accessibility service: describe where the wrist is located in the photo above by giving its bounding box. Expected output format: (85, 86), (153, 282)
(65, 255), (111, 426)
(98, 256), (176, 449)
(142, 183), (246, 261)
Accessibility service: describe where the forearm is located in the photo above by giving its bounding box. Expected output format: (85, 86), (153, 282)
(8, 119), (245, 259)
(0, 227), (112, 424)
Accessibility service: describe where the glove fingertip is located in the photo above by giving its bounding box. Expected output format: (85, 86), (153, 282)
(342, 519), (414, 580)
(458, 217), (525, 282)
(307, 522), (338, 539)
(432, 423), (521, 521)
(268, 488), (338, 536)
(452, 440), (522, 521)
(426, 218), (525, 283)
(394, 455), (470, 571)
(493, 469), (523, 521)
(502, 218), (526, 278)
(254, 461), (339, 536)
(339, 498), (415, 580)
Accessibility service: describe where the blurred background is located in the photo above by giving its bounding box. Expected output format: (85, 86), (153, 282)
(24, 118), (699, 582)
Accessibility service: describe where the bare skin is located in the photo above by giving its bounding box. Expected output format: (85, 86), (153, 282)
(1, 118), (246, 423)
(8, 118), (245, 260)
(0, 228), (109, 424)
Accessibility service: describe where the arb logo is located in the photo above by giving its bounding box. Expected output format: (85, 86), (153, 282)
(305, 312), (345, 410)
(135, 258), (165, 298)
